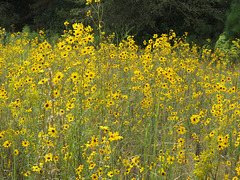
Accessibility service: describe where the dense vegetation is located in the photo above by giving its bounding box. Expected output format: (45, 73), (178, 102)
(0, 0), (240, 179)
(0, 20), (240, 179)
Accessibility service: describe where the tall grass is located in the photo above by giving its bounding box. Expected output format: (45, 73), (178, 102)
(0, 8), (240, 180)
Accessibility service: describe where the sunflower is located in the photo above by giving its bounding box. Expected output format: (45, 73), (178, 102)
(48, 127), (58, 137)
(3, 140), (11, 148)
(22, 140), (30, 147)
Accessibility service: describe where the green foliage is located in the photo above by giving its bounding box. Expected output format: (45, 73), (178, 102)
(215, 33), (240, 64)
(46, 32), (60, 45)
(215, 33), (231, 51)
(3, 25), (38, 46)
(30, 0), (75, 33)
(99, 0), (230, 45)
(0, 2), (19, 31)
(0, 0), (33, 32)
(68, 0), (88, 23)
(0, 0), (233, 48)
(214, 0), (240, 65)
(225, 0), (240, 39)
(2, 25), (60, 47)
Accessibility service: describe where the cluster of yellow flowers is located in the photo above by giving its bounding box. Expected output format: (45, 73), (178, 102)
(0, 9), (239, 179)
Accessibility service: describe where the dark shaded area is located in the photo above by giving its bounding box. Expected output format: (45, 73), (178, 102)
(102, 0), (231, 45)
(0, 0), (237, 46)
(0, 0), (33, 31)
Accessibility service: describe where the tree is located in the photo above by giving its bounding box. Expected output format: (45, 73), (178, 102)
(99, 0), (230, 45)
(225, 0), (240, 40)
(0, 0), (33, 31)
(0, 0), (232, 46)
(30, 0), (76, 33)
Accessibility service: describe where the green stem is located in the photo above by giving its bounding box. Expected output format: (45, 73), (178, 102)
(13, 145), (16, 180)
(153, 98), (160, 161)
(143, 123), (150, 178)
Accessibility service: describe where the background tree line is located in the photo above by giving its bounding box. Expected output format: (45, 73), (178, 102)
(0, 0), (239, 46)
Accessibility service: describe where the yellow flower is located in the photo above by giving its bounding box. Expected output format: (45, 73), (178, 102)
(64, 21), (69, 26)
(87, 10), (91, 17)
(107, 171), (113, 177)
(114, 169), (120, 175)
(124, 168), (131, 175)
(167, 156), (175, 165)
(24, 171), (31, 177)
(108, 131), (123, 141)
(38, 78), (48, 85)
(70, 73), (79, 82)
(53, 89), (60, 97)
(86, 0), (92, 5)
(76, 165), (84, 175)
(0, 134), (3, 140)
(91, 135), (99, 147)
(91, 173), (98, 180)
(178, 138), (185, 147)
(63, 124), (70, 130)
(14, 149), (19, 155)
(59, 109), (65, 114)
(100, 126), (109, 133)
(54, 156), (59, 162)
(89, 162), (96, 169)
(235, 141), (239, 147)
(153, 34), (158, 38)
(54, 72), (64, 81)
(160, 168), (166, 176)
(48, 127), (58, 137)
(67, 114), (74, 122)
(3, 140), (11, 148)
(177, 158), (182, 164)
(44, 153), (53, 162)
(44, 100), (52, 110)
(66, 102), (75, 111)
(206, 38), (211, 42)
(190, 115), (200, 125)
(61, 51), (69, 58)
(226, 161), (231, 166)
(22, 140), (30, 147)
(217, 144), (224, 151)
(32, 165), (40, 172)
